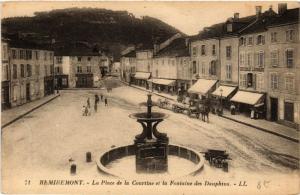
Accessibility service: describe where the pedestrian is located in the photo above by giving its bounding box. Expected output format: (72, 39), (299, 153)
(95, 94), (99, 104)
(100, 94), (103, 101)
(104, 97), (108, 106)
(82, 106), (88, 116)
(94, 102), (98, 112)
(230, 103), (236, 115)
(87, 98), (90, 108)
(250, 108), (255, 119)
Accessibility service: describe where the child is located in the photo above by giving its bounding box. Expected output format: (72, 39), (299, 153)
(104, 98), (108, 106)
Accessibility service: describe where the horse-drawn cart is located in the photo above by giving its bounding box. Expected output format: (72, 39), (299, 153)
(172, 102), (188, 113)
(202, 149), (231, 172)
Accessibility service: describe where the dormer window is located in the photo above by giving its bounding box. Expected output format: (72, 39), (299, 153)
(239, 37), (246, 46)
(256, 35), (265, 45)
(227, 23), (233, 32)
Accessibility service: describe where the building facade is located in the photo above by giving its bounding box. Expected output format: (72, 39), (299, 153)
(266, 7), (300, 128)
(1, 40), (10, 110)
(9, 46), (54, 107)
(120, 50), (136, 83)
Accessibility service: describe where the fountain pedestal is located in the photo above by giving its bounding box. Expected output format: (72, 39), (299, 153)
(131, 94), (169, 173)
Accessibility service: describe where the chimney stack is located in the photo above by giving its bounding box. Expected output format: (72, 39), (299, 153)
(278, 3), (287, 15)
(234, 13), (239, 20)
(255, 6), (262, 17)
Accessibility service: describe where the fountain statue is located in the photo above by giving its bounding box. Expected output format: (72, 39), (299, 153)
(129, 93), (169, 173)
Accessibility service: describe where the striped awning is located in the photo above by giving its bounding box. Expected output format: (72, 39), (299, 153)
(188, 79), (218, 95)
(230, 90), (264, 105)
(134, 72), (151, 80)
(212, 85), (237, 98)
(148, 78), (176, 86)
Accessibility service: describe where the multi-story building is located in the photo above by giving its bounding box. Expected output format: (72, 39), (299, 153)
(151, 37), (191, 94)
(9, 41), (54, 107)
(54, 55), (103, 88)
(134, 46), (153, 88)
(266, 5), (299, 128)
(120, 49), (136, 83)
(1, 39), (10, 110)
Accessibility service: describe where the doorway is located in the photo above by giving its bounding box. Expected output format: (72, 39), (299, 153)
(270, 97), (278, 121)
(26, 83), (30, 101)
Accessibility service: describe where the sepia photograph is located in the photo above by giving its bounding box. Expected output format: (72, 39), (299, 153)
(1, 1), (299, 194)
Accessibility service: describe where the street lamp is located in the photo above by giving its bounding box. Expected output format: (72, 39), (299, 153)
(220, 88), (223, 115)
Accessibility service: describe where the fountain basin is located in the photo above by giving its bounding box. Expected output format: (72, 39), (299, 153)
(129, 112), (169, 121)
(97, 144), (204, 178)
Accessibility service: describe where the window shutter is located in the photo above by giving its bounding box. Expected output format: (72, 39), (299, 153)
(285, 50), (288, 67)
(253, 74), (257, 89)
(262, 36), (265, 44)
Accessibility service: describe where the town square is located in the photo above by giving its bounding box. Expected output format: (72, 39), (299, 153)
(1, 1), (299, 194)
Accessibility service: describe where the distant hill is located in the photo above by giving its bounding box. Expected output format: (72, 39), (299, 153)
(2, 8), (181, 60)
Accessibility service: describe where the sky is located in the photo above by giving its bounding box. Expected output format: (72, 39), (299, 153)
(1, 1), (299, 35)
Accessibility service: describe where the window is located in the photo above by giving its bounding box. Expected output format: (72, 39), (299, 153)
(226, 46), (231, 59)
(209, 61), (217, 76)
(286, 30), (295, 41)
(192, 61), (197, 74)
(49, 52), (53, 60)
(35, 65), (40, 76)
(239, 37), (246, 46)
(13, 64), (17, 79)
(77, 57), (81, 62)
(240, 74), (247, 88)
(12, 49), (17, 59)
(88, 57), (91, 61)
(239, 53), (245, 67)
(56, 57), (62, 63)
(192, 47), (197, 56)
(27, 64), (32, 77)
(256, 73), (264, 90)
(87, 66), (92, 73)
(50, 65), (54, 75)
(270, 50), (279, 67)
(25, 50), (32, 60)
(247, 73), (253, 88)
(77, 66), (82, 73)
(62, 78), (67, 86)
(256, 35), (265, 45)
(212, 45), (216, 55)
(201, 62), (205, 75)
(201, 45), (206, 55)
(35, 51), (39, 60)
(55, 67), (60, 74)
(247, 36), (253, 45)
(227, 23), (233, 32)
(270, 73), (279, 90)
(226, 64), (231, 80)
(21, 64), (25, 78)
(285, 75), (294, 91)
(285, 49), (294, 68)
(247, 52), (252, 67)
(255, 51), (264, 67)
(19, 50), (25, 59)
(45, 65), (48, 76)
(271, 32), (277, 43)
(44, 51), (47, 60)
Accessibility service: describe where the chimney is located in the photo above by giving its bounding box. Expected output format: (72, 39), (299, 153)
(278, 3), (287, 15)
(234, 13), (239, 20)
(255, 6), (262, 17)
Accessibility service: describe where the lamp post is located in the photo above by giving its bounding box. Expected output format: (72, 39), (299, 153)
(220, 88), (223, 115)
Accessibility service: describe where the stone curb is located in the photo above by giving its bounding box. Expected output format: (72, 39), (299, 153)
(1, 94), (60, 129)
(121, 80), (299, 143)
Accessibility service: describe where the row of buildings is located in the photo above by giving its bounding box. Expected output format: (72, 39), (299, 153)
(1, 40), (111, 110)
(120, 4), (299, 129)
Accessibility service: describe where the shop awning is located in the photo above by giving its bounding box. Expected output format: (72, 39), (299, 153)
(148, 78), (176, 86)
(230, 90), (264, 105)
(188, 79), (218, 95)
(212, 85), (237, 98)
(134, 72), (151, 80)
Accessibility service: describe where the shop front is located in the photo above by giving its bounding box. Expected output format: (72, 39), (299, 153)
(1, 81), (10, 110)
(55, 74), (69, 89)
(211, 85), (237, 113)
(133, 72), (151, 89)
(148, 78), (176, 94)
(230, 90), (265, 119)
(44, 76), (54, 96)
(75, 74), (93, 88)
(188, 79), (218, 100)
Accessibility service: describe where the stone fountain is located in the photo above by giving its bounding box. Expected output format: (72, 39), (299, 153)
(97, 93), (204, 178)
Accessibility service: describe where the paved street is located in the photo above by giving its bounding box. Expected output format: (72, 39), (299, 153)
(2, 81), (299, 192)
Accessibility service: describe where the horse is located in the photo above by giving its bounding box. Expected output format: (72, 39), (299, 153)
(199, 104), (210, 122)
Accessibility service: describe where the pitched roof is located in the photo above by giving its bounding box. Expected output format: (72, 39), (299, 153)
(268, 8), (299, 27)
(54, 42), (101, 56)
(155, 37), (189, 57)
(123, 50), (136, 57)
(8, 39), (53, 51)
